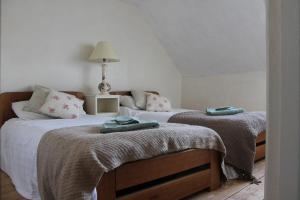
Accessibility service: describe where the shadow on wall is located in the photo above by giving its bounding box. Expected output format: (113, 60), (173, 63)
(74, 44), (95, 94)
(75, 44), (94, 62)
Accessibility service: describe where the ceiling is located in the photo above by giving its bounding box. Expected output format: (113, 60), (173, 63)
(121, 0), (267, 76)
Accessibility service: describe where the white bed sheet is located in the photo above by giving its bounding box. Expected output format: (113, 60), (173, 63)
(0, 115), (112, 200)
(119, 106), (194, 122)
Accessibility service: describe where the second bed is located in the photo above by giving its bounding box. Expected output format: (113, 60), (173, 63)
(113, 91), (267, 180)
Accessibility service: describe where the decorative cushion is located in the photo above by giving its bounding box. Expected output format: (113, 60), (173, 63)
(120, 96), (139, 110)
(146, 93), (172, 112)
(39, 90), (85, 119)
(23, 85), (51, 113)
(12, 101), (52, 120)
(131, 90), (147, 110)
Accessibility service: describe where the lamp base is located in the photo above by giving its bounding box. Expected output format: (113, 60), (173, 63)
(98, 82), (111, 95)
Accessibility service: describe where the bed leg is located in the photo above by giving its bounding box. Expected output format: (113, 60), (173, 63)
(210, 151), (221, 191)
(97, 170), (116, 200)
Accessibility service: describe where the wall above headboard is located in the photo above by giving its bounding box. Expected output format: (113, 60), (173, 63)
(1, 0), (182, 107)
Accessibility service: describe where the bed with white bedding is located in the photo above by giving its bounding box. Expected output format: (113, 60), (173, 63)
(119, 104), (266, 182)
(1, 115), (110, 199)
(0, 91), (225, 200)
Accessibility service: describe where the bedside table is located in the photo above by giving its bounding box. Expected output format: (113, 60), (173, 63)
(85, 95), (120, 116)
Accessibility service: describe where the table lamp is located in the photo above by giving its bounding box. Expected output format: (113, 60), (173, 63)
(89, 41), (120, 95)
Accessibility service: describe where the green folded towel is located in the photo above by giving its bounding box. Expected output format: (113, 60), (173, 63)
(100, 116), (160, 133)
(206, 107), (245, 116)
(111, 116), (140, 125)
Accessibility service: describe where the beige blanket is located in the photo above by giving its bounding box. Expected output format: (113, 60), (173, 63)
(37, 123), (225, 200)
(168, 111), (266, 179)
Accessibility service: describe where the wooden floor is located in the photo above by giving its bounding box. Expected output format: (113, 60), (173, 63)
(0, 160), (265, 200)
(186, 160), (265, 200)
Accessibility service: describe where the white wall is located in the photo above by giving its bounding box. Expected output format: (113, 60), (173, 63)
(265, 0), (300, 199)
(122, 0), (266, 76)
(182, 71), (266, 111)
(0, 0), (182, 106)
(122, 0), (267, 111)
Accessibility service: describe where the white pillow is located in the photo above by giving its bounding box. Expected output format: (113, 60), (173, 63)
(120, 96), (139, 110)
(23, 85), (51, 113)
(131, 90), (147, 110)
(12, 101), (52, 120)
(39, 90), (85, 119)
(146, 93), (172, 112)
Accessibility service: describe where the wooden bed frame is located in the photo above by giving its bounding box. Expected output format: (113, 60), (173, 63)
(0, 91), (222, 200)
(110, 91), (266, 162)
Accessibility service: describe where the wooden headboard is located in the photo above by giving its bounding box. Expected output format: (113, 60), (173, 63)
(0, 91), (85, 127)
(110, 91), (159, 96)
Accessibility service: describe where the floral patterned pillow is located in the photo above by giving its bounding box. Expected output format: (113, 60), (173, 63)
(146, 93), (172, 112)
(39, 90), (84, 119)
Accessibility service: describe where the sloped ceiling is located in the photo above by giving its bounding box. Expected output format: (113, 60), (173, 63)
(121, 0), (266, 76)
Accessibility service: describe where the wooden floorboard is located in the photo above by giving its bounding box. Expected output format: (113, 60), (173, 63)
(186, 160), (265, 200)
(1, 170), (26, 200)
(226, 177), (264, 200)
(0, 160), (265, 200)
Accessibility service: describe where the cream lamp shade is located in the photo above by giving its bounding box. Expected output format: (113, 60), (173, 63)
(89, 41), (120, 63)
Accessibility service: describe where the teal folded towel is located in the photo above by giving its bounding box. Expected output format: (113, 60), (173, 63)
(111, 116), (140, 125)
(100, 116), (160, 133)
(206, 106), (245, 116)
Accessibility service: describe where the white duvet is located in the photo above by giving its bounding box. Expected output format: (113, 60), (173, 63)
(119, 106), (194, 122)
(0, 115), (112, 200)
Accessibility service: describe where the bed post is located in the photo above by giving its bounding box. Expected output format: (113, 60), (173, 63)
(97, 171), (116, 200)
(209, 151), (221, 190)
